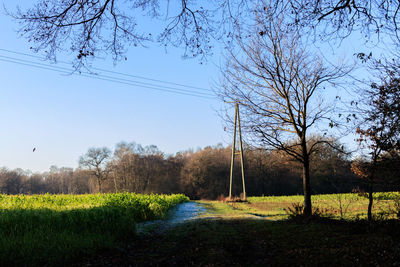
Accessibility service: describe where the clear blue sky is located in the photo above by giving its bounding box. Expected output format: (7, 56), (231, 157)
(0, 2), (228, 172)
(0, 2), (392, 173)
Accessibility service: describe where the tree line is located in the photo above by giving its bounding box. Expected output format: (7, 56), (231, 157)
(1, 139), (398, 199)
(6, 0), (400, 219)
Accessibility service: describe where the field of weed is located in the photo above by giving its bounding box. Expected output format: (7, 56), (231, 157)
(197, 192), (400, 220)
(2, 192), (400, 265)
(204, 192), (400, 220)
(0, 193), (188, 265)
(78, 196), (400, 266)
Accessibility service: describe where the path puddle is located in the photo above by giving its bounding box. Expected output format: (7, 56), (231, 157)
(166, 201), (206, 224)
(136, 202), (206, 235)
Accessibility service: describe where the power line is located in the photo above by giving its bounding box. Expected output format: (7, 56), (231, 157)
(0, 57), (215, 99)
(0, 51), (216, 99)
(0, 52), (215, 97)
(0, 57), (70, 75)
(0, 48), (214, 93)
(0, 54), (214, 97)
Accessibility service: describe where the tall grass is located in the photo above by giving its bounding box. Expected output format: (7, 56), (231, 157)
(248, 192), (400, 203)
(0, 193), (188, 265)
(246, 192), (400, 220)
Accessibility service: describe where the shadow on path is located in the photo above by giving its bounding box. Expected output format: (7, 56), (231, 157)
(74, 203), (400, 266)
(136, 202), (206, 235)
(166, 202), (207, 224)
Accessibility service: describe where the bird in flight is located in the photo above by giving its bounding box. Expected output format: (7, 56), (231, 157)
(33, 148), (36, 152)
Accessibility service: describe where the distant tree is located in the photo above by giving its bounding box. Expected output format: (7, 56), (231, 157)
(24, 174), (45, 194)
(160, 155), (183, 193)
(353, 71), (400, 220)
(108, 142), (171, 193)
(59, 167), (74, 193)
(243, 148), (270, 196)
(180, 146), (230, 199)
(43, 166), (61, 193)
(140, 148), (165, 193)
(244, 148), (303, 196)
(79, 147), (111, 193)
(46, 166), (75, 194)
(0, 168), (25, 194)
(71, 169), (92, 194)
(109, 142), (140, 192)
(308, 136), (357, 194)
(219, 5), (349, 216)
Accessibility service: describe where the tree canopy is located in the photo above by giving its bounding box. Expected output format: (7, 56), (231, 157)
(9, 0), (247, 66)
(219, 4), (350, 216)
(8, 0), (400, 67)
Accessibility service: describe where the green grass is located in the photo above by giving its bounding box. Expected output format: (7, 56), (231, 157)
(195, 192), (400, 222)
(0, 193), (188, 265)
(2, 192), (400, 265)
(71, 192), (400, 265)
(197, 200), (284, 220)
(77, 218), (400, 266)
(243, 192), (400, 220)
(161, 219), (400, 266)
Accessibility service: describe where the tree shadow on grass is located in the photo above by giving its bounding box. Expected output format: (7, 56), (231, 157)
(77, 217), (400, 266)
(0, 207), (138, 266)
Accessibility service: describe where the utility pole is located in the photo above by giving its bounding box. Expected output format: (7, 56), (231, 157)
(229, 103), (247, 201)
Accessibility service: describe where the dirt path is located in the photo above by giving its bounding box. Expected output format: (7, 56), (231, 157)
(136, 200), (278, 236)
(76, 201), (400, 266)
(136, 201), (206, 235)
(166, 201), (207, 223)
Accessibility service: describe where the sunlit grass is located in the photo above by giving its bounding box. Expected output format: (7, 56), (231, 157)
(0, 193), (188, 265)
(199, 192), (400, 220)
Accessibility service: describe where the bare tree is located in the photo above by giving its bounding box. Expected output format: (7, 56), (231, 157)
(180, 146), (231, 199)
(0, 168), (25, 194)
(24, 174), (45, 194)
(7, 0), (249, 67)
(284, 0), (400, 44)
(79, 147), (111, 192)
(71, 169), (92, 194)
(219, 5), (349, 216)
(8, 0), (400, 71)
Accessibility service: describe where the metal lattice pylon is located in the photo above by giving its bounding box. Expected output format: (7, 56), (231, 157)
(228, 103), (246, 200)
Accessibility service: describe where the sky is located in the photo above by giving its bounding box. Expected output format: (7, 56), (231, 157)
(0, 2), (393, 173)
(0, 2), (229, 172)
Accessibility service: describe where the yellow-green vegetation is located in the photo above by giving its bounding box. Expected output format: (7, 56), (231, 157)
(80, 193), (400, 266)
(197, 200), (283, 220)
(0, 193), (188, 265)
(198, 192), (400, 221)
(58, 192), (400, 265)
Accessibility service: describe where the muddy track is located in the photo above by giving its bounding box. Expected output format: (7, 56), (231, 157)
(136, 202), (206, 235)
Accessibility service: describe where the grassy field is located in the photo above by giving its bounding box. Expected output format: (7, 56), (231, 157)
(98, 218), (399, 266)
(2, 192), (400, 265)
(0, 193), (188, 265)
(76, 192), (400, 266)
(197, 192), (400, 221)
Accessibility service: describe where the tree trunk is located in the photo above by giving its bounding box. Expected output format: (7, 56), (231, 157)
(367, 181), (373, 221)
(98, 178), (102, 193)
(302, 141), (312, 217)
(113, 174), (118, 193)
(368, 158), (377, 222)
(302, 157), (312, 217)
